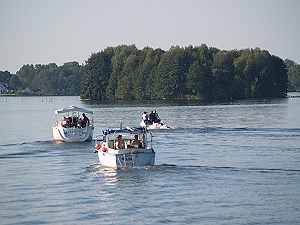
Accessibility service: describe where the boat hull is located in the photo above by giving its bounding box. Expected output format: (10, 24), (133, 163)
(140, 120), (168, 129)
(52, 105), (94, 142)
(98, 148), (155, 168)
(53, 125), (94, 142)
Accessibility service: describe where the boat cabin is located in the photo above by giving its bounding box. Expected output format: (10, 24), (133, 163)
(101, 127), (150, 150)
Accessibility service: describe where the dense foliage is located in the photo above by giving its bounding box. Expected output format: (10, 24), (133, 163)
(285, 59), (300, 91)
(81, 44), (289, 100)
(1, 62), (83, 95)
(1, 44), (299, 98)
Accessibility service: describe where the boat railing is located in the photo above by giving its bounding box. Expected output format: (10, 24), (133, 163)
(90, 118), (94, 127)
(149, 132), (153, 148)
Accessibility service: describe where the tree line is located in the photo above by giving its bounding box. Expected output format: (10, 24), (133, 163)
(0, 62), (82, 95)
(81, 44), (289, 100)
(1, 44), (300, 99)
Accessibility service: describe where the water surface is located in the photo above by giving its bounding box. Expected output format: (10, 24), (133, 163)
(0, 95), (299, 224)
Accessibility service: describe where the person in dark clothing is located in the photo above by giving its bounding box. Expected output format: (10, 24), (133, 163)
(149, 111), (156, 124)
(80, 113), (90, 127)
(153, 110), (161, 123)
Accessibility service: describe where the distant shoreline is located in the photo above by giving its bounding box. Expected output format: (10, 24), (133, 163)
(0, 94), (15, 96)
(1, 92), (300, 98)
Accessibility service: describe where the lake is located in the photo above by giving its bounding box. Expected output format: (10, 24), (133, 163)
(0, 95), (299, 224)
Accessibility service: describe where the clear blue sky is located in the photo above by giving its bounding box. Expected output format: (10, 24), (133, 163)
(1, 0), (299, 73)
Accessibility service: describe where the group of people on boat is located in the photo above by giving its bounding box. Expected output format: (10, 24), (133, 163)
(142, 110), (162, 125)
(115, 134), (143, 149)
(61, 113), (90, 128)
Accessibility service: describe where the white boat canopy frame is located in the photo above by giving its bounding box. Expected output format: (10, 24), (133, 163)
(55, 105), (93, 115)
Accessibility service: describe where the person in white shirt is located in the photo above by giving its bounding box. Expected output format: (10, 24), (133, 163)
(115, 135), (125, 149)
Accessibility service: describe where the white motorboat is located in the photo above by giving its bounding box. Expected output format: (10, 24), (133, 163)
(140, 120), (169, 129)
(52, 105), (94, 142)
(94, 127), (155, 168)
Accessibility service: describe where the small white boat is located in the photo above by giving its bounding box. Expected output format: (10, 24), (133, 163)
(52, 105), (94, 142)
(140, 120), (169, 129)
(94, 127), (155, 168)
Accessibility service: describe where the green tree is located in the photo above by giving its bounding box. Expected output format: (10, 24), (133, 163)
(81, 48), (113, 99)
(154, 46), (191, 99)
(154, 49), (178, 99)
(0, 71), (12, 82)
(16, 64), (36, 89)
(211, 51), (235, 99)
(233, 48), (266, 98)
(131, 47), (153, 100)
(9, 74), (21, 91)
(285, 59), (300, 91)
(115, 53), (139, 99)
(143, 48), (164, 99)
(57, 62), (83, 95)
(107, 45), (138, 99)
(186, 60), (212, 98)
(269, 56), (288, 97)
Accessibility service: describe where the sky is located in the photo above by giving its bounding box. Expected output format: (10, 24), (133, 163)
(1, 0), (299, 74)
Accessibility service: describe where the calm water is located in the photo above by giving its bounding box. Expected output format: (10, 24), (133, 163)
(0, 95), (300, 225)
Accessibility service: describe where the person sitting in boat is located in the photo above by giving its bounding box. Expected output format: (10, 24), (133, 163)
(149, 111), (156, 124)
(131, 134), (142, 148)
(67, 117), (72, 127)
(61, 116), (69, 128)
(72, 116), (79, 127)
(80, 113), (90, 128)
(153, 110), (161, 123)
(115, 134), (125, 149)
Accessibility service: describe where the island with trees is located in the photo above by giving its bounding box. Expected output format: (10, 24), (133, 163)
(1, 44), (300, 100)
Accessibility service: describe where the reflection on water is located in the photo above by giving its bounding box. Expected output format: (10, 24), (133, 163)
(90, 164), (154, 187)
(90, 165), (118, 186)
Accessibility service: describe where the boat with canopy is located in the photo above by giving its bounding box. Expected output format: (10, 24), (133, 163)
(94, 127), (155, 167)
(52, 105), (94, 142)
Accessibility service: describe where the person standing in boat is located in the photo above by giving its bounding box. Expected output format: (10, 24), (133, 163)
(142, 111), (149, 124)
(80, 113), (90, 127)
